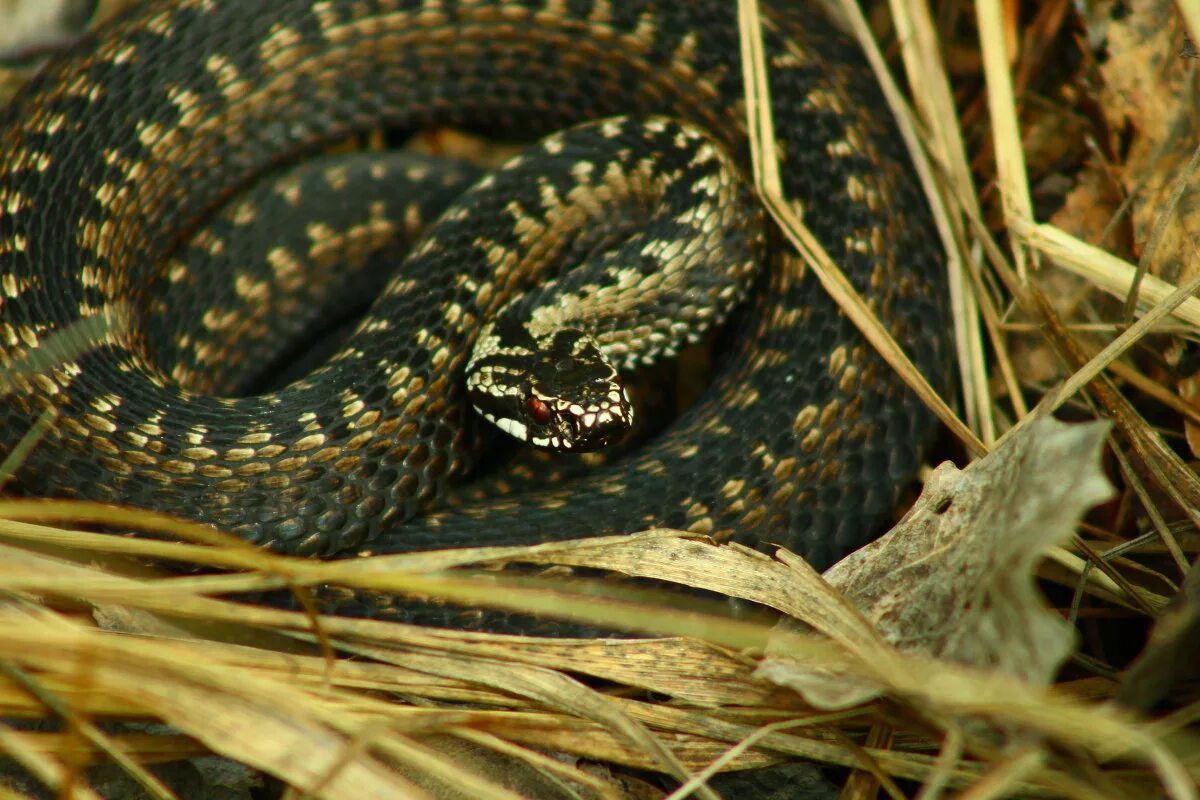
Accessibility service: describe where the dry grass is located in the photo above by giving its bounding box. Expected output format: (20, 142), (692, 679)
(0, 0), (1197, 798)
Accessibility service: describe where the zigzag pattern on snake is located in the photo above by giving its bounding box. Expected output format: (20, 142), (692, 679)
(0, 0), (953, 582)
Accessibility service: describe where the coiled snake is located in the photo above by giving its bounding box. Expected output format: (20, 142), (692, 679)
(0, 2), (952, 586)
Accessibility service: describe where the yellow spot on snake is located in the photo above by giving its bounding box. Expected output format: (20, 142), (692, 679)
(314, 447), (342, 463)
(137, 121), (165, 148)
(167, 86), (206, 128)
(293, 433), (327, 451)
(205, 54), (250, 101)
(144, 10), (173, 35)
(352, 410), (381, 429)
(819, 400), (841, 429)
(111, 43), (138, 64)
(793, 406), (817, 435)
(1, 274), (22, 297)
(839, 366), (859, 393)
(0, 235), (25, 255)
(260, 24), (303, 66)
(828, 346), (847, 375)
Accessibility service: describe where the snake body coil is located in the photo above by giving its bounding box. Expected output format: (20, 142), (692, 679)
(0, 0), (952, 571)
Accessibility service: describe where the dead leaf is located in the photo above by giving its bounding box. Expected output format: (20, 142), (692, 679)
(821, 416), (1113, 684)
(1084, 0), (1200, 286)
(1115, 557), (1200, 710)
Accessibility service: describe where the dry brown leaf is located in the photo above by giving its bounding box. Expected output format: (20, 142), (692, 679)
(1116, 558), (1200, 711)
(822, 416), (1112, 682)
(1083, 0), (1200, 286)
(1048, 159), (1128, 254)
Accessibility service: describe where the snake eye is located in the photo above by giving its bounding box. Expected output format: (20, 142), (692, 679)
(527, 395), (552, 425)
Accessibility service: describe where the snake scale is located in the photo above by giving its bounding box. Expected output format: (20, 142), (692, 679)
(0, 1), (953, 585)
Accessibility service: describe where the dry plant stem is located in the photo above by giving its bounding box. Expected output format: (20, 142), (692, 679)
(1041, 268), (1200, 420)
(678, 724), (964, 797)
(1044, 546), (1167, 613)
(0, 408), (55, 492)
(0, 500), (277, 560)
(959, 230), (1028, 422)
(1106, 359), (1200, 428)
(0, 661), (175, 800)
(847, 0), (993, 441)
(9, 519), (1188, 794)
(1015, 221), (1200, 327)
(1012, 0), (1072, 96)
(738, 0), (984, 457)
(902, 63), (1027, 431)
(834, 722), (905, 800)
(1177, 0), (1200, 60)
(939, 212), (1185, 609)
(370, 734), (533, 800)
(959, 250), (994, 441)
(1023, 286), (1195, 575)
(663, 718), (814, 800)
(914, 726), (964, 800)
(999, 322), (1195, 333)
(1116, 556), (1200, 712)
(1070, 527), (1158, 617)
(0, 312), (118, 397)
(897, 0), (1026, 432)
(855, 0), (1032, 436)
(334, 640), (712, 796)
(957, 747), (1045, 800)
(1097, 145), (1141, 254)
(930, 158), (1027, 423)
(1106, 441), (1190, 581)
(1122, 127), (1200, 323)
(305, 719), (402, 800)
(450, 728), (611, 798)
(0, 733), (201, 764)
(975, 0), (1035, 275)
(0, 721), (104, 800)
(949, 150), (1197, 582)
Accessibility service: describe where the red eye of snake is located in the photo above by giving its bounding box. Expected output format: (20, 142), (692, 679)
(527, 396), (552, 425)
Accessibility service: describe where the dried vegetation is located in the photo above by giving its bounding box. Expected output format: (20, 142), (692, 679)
(0, 0), (1197, 797)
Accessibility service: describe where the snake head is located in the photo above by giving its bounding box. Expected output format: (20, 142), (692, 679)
(466, 323), (633, 452)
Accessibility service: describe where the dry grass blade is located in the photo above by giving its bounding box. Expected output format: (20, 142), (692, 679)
(0, 660), (176, 800)
(975, 0), (1034, 273)
(0, 493), (1193, 796)
(1014, 220), (1200, 326)
(737, 0), (984, 456)
(876, 0), (1001, 441)
(1036, 269), (1200, 419)
(1177, 1), (1200, 48)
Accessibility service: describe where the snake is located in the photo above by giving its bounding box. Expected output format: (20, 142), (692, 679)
(0, 1), (956, 794)
(0, 1), (953, 587)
